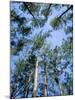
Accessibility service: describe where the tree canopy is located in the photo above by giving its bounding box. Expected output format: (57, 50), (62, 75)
(10, 1), (73, 99)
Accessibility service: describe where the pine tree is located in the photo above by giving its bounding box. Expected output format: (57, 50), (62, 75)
(10, 2), (73, 98)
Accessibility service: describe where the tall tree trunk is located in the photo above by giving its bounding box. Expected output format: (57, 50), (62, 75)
(44, 59), (47, 96)
(25, 76), (31, 98)
(32, 58), (38, 97)
(59, 83), (64, 95)
(59, 84), (63, 95)
(55, 77), (63, 95)
(25, 86), (29, 98)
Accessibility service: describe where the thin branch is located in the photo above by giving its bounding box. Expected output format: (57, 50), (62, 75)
(46, 4), (52, 19)
(44, 4), (52, 22)
(58, 5), (73, 19)
(24, 3), (39, 26)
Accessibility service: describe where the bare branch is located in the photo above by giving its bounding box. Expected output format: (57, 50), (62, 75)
(58, 5), (73, 19)
(24, 3), (39, 26)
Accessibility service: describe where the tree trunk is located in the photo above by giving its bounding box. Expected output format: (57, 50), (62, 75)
(32, 58), (38, 97)
(59, 83), (65, 95)
(59, 84), (63, 95)
(25, 86), (29, 98)
(25, 76), (31, 98)
(55, 77), (63, 95)
(44, 60), (47, 96)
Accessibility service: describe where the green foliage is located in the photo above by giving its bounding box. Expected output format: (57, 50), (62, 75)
(50, 17), (61, 29)
(33, 32), (50, 50)
(34, 34), (44, 49)
(21, 27), (31, 35)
